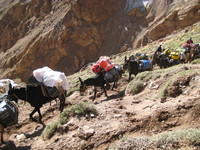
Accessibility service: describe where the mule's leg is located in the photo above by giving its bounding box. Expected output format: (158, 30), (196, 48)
(59, 94), (66, 112)
(102, 85), (108, 97)
(112, 80), (118, 89)
(111, 82), (115, 90)
(93, 87), (97, 101)
(29, 107), (38, 122)
(37, 108), (42, 123)
(0, 125), (4, 144)
(128, 73), (131, 81)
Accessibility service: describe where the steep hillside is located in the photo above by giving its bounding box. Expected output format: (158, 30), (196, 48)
(1, 22), (200, 150)
(0, 0), (199, 82)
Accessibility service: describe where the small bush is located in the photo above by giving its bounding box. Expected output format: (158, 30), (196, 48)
(150, 128), (200, 148)
(109, 128), (200, 150)
(59, 102), (98, 125)
(191, 58), (200, 64)
(126, 80), (145, 95)
(157, 68), (197, 98)
(41, 122), (61, 139)
(125, 71), (154, 95)
(42, 102), (98, 139)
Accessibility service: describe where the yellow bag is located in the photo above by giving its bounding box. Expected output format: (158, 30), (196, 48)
(170, 52), (180, 60)
(163, 49), (173, 56)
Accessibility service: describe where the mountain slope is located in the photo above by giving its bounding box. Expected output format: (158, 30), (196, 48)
(1, 22), (200, 149)
(0, 0), (199, 81)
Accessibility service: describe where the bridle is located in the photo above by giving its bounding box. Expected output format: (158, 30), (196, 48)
(9, 86), (28, 102)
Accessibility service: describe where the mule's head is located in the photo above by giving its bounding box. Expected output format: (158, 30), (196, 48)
(123, 56), (129, 71)
(7, 83), (18, 103)
(79, 77), (87, 96)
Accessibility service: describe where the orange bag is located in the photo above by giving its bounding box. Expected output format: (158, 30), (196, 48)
(99, 58), (114, 71)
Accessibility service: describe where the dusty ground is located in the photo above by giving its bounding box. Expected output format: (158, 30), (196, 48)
(1, 64), (200, 150)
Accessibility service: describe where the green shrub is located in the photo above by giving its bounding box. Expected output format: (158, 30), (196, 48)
(126, 80), (145, 95)
(191, 58), (200, 64)
(125, 71), (154, 95)
(41, 122), (61, 139)
(109, 128), (200, 150)
(42, 102), (98, 139)
(150, 128), (200, 148)
(59, 102), (98, 125)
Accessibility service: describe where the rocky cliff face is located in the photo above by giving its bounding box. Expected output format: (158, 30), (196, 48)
(0, 0), (199, 81)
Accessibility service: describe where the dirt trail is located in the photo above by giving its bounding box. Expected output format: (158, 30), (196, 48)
(1, 65), (200, 150)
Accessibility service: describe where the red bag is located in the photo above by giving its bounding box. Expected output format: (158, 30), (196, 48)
(92, 63), (101, 74)
(190, 43), (196, 47)
(182, 43), (188, 48)
(99, 57), (114, 71)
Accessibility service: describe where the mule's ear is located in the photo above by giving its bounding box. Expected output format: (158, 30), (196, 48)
(79, 77), (83, 83)
(125, 56), (127, 61)
(9, 83), (13, 90)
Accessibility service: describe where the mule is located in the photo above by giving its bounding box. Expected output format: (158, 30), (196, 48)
(123, 56), (152, 81)
(152, 52), (170, 69)
(79, 66), (124, 100)
(79, 72), (108, 101)
(8, 83), (66, 122)
(185, 46), (197, 63)
(184, 44), (200, 63)
(123, 56), (139, 81)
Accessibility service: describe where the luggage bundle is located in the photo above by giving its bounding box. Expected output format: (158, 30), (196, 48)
(92, 56), (121, 82)
(98, 56), (115, 72)
(0, 96), (18, 128)
(104, 65), (122, 83)
(92, 56), (115, 74)
(163, 49), (174, 56)
(182, 43), (196, 48)
(135, 53), (148, 60)
(170, 52), (180, 60)
(92, 63), (102, 74)
(182, 43), (188, 48)
(138, 60), (152, 71)
(30, 66), (69, 97)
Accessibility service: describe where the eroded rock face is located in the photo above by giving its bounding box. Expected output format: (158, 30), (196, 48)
(136, 0), (200, 47)
(0, 0), (199, 81)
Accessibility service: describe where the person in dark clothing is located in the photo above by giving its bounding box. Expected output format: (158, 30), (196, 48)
(156, 45), (162, 52)
(186, 38), (193, 44)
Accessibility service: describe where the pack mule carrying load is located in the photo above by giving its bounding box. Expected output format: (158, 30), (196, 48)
(0, 96), (18, 128)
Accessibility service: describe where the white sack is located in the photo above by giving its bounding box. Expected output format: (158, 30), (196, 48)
(33, 66), (69, 90)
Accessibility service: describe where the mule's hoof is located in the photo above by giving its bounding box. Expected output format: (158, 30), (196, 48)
(30, 117), (38, 122)
(94, 101), (99, 104)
